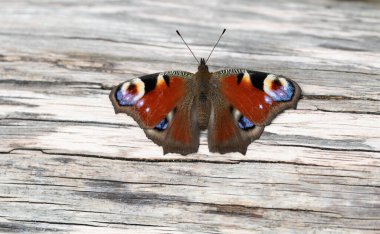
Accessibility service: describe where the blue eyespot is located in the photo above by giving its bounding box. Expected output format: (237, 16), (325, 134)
(154, 118), (169, 131)
(115, 87), (136, 106)
(238, 116), (255, 130)
(116, 89), (128, 106)
(272, 82), (294, 102)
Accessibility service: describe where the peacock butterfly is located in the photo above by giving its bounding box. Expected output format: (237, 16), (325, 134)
(109, 29), (301, 155)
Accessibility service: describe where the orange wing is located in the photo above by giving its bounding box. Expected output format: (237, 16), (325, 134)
(208, 69), (301, 154)
(109, 71), (199, 155)
(219, 70), (301, 125)
(110, 72), (187, 127)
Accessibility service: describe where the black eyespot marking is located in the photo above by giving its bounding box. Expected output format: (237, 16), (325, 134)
(249, 71), (267, 91)
(163, 74), (170, 87)
(142, 77), (157, 93)
(238, 116), (255, 131)
(237, 73), (244, 84)
(140, 73), (159, 93)
(128, 83), (136, 91)
(154, 117), (169, 131)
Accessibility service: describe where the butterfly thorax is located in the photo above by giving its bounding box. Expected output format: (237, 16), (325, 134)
(194, 58), (212, 130)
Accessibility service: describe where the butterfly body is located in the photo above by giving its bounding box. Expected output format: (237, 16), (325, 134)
(110, 57), (301, 155)
(194, 58), (212, 130)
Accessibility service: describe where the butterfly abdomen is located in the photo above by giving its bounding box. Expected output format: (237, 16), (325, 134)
(196, 94), (211, 130)
(195, 81), (212, 129)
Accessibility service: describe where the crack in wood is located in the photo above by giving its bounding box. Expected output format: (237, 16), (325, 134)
(184, 201), (343, 218)
(301, 94), (379, 101)
(0, 54), (117, 74)
(0, 148), (343, 167)
(0, 32), (178, 50)
(91, 220), (169, 228)
(0, 221), (61, 233)
(0, 117), (136, 128)
(0, 200), (70, 206)
(304, 182), (380, 189)
(0, 79), (110, 91)
(53, 209), (119, 215)
(75, 190), (187, 206)
(42, 175), (208, 188)
(295, 68), (380, 76)
(1, 182), (78, 188)
(6, 219), (101, 227)
(258, 143), (380, 154)
(315, 107), (380, 115)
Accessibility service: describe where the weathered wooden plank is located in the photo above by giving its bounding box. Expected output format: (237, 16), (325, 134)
(0, 0), (380, 233)
(0, 150), (379, 233)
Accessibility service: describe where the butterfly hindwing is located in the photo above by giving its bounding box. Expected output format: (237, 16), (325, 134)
(208, 69), (301, 154)
(207, 90), (265, 154)
(109, 71), (200, 155)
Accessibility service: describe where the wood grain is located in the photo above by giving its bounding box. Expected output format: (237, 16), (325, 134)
(0, 0), (379, 233)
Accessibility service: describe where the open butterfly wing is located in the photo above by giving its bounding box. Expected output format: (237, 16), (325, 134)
(109, 71), (200, 155)
(208, 69), (301, 154)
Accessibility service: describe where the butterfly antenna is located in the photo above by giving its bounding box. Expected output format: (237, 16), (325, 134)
(176, 30), (200, 64)
(205, 28), (226, 64)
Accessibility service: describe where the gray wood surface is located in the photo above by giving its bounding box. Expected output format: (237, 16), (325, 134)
(1, 0), (379, 233)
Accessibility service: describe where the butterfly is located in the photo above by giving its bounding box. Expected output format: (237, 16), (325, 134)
(109, 29), (301, 155)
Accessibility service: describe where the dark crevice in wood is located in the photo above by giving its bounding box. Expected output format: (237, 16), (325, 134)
(2, 147), (378, 167)
(1, 148), (238, 164)
(296, 67), (380, 76)
(0, 117), (136, 128)
(319, 43), (367, 52)
(66, 189), (379, 221)
(258, 143), (380, 153)
(0, 55), (118, 74)
(1, 182), (77, 188)
(0, 53), (175, 76)
(53, 209), (120, 215)
(0, 79), (110, 91)
(0, 32), (177, 50)
(6, 219), (101, 227)
(42, 175), (208, 188)
(71, 190), (374, 220)
(238, 159), (334, 168)
(0, 99), (39, 108)
(1, 200), (70, 206)
(0, 196), (19, 199)
(74, 190), (187, 206)
(0, 148), (330, 167)
(296, 173), (366, 179)
(301, 94), (379, 101)
(199, 202), (379, 221)
(0, 222), (61, 233)
(314, 107), (380, 115)
(91, 220), (168, 228)
(205, 205), (264, 218)
(306, 182), (380, 189)
(189, 201), (342, 217)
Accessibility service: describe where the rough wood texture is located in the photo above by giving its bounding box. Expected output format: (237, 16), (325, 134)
(0, 0), (379, 233)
